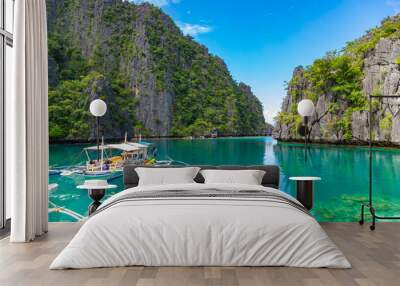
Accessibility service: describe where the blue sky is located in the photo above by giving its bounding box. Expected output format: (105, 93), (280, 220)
(134, 0), (400, 123)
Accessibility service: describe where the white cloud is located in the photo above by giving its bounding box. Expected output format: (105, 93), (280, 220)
(263, 109), (277, 125)
(130, 0), (180, 7)
(387, 0), (400, 13)
(178, 22), (212, 37)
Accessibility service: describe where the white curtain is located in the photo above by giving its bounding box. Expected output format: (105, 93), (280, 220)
(8, 0), (49, 242)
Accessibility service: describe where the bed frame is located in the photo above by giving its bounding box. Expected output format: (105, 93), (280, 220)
(123, 165), (280, 189)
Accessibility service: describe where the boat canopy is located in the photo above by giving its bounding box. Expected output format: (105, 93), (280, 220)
(126, 142), (149, 149)
(84, 142), (148, 152)
(84, 145), (111, 151)
(108, 143), (146, 152)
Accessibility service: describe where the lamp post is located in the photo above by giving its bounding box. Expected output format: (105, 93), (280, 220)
(297, 99), (315, 148)
(89, 99), (107, 161)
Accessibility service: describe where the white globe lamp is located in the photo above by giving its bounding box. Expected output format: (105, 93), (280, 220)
(297, 99), (315, 117)
(90, 99), (107, 117)
(297, 99), (315, 153)
(89, 99), (107, 161)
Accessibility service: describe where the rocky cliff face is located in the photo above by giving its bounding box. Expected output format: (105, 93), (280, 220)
(47, 0), (265, 140)
(274, 15), (400, 145)
(359, 38), (400, 142)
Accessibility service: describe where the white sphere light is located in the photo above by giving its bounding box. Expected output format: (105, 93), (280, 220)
(89, 99), (107, 117)
(297, 99), (315, 117)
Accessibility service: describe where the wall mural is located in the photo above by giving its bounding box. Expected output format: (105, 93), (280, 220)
(47, 0), (400, 222)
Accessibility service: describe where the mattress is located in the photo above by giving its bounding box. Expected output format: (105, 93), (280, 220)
(50, 183), (350, 269)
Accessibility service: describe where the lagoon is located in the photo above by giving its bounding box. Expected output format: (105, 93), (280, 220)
(48, 136), (400, 222)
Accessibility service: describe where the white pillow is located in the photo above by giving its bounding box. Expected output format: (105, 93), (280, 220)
(136, 167), (201, 186)
(200, 169), (266, 185)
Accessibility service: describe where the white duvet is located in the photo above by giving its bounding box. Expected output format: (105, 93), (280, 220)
(50, 183), (351, 269)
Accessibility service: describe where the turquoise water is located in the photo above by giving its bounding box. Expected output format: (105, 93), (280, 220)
(48, 144), (125, 221)
(49, 137), (400, 222)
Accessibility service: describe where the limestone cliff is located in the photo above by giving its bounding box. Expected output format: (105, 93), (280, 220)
(47, 0), (266, 140)
(274, 15), (400, 145)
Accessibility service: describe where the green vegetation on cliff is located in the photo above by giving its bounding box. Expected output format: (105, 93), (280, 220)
(276, 15), (400, 142)
(47, 0), (265, 140)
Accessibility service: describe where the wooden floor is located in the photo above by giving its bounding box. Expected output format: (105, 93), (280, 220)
(0, 222), (399, 286)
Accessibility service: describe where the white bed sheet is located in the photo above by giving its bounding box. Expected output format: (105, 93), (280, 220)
(50, 183), (350, 269)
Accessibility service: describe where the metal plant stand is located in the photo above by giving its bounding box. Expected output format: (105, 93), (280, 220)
(359, 95), (400, 230)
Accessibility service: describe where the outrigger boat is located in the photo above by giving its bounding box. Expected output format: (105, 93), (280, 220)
(53, 133), (168, 178)
(81, 140), (152, 177)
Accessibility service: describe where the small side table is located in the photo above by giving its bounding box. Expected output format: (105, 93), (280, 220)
(289, 177), (321, 210)
(77, 180), (117, 215)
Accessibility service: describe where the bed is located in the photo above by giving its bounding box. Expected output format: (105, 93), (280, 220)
(50, 165), (350, 269)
